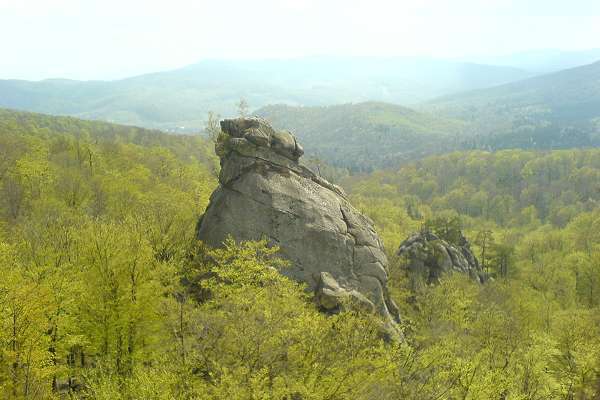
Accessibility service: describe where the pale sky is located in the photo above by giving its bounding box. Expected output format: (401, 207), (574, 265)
(1, 0), (600, 80)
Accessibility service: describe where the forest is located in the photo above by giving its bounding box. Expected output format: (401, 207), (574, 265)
(1, 109), (600, 399)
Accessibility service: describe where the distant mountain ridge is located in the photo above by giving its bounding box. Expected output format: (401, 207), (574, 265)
(259, 61), (600, 170)
(2, 55), (599, 171)
(0, 57), (532, 131)
(430, 60), (600, 115)
(426, 60), (600, 149)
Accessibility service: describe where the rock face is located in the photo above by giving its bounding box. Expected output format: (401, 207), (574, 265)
(397, 230), (485, 285)
(197, 117), (401, 334)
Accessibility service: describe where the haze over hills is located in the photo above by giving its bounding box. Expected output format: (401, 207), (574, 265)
(0, 57), (532, 130)
(475, 48), (600, 74)
(428, 60), (600, 150)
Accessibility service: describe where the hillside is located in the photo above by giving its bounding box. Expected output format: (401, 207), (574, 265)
(0, 57), (531, 131)
(344, 149), (600, 240)
(257, 102), (467, 171)
(2, 107), (600, 398)
(427, 61), (600, 149)
(0, 107), (218, 165)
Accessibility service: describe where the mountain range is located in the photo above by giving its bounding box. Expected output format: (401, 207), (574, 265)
(0, 52), (599, 170)
(257, 60), (600, 169)
(0, 57), (532, 130)
(427, 60), (600, 150)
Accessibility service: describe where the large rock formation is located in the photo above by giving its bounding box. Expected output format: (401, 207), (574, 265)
(397, 230), (485, 285)
(197, 117), (400, 334)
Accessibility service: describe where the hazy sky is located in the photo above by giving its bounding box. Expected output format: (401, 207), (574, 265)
(1, 0), (600, 80)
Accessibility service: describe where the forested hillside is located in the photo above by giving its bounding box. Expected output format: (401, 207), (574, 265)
(0, 109), (224, 397)
(258, 102), (466, 171)
(345, 147), (600, 296)
(344, 149), (600, 399)
(0, 110), (411, 399)
(346, 149), (600, 232)
(2, 110), (600, 399)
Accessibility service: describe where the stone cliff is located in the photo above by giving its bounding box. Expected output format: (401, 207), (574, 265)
(197, 117), (401, 334)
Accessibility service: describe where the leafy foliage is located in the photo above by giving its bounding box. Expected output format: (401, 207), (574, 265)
(343, 148), (600, 398)
(2, 109), (600, 399)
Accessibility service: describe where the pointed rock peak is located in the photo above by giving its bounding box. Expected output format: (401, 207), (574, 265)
(215, 117), (345, 198)
(217, 117), (304, 162)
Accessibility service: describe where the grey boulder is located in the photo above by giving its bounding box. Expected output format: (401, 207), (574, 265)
(397, 230), (486, 285)
(197, 117), (401, 336)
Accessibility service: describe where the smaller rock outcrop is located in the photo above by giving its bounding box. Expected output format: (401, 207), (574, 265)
(397, 230), (485, 285)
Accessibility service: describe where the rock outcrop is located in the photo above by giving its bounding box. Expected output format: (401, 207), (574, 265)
(397, 230), (485, 285)
(197, 117), (401, 335)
